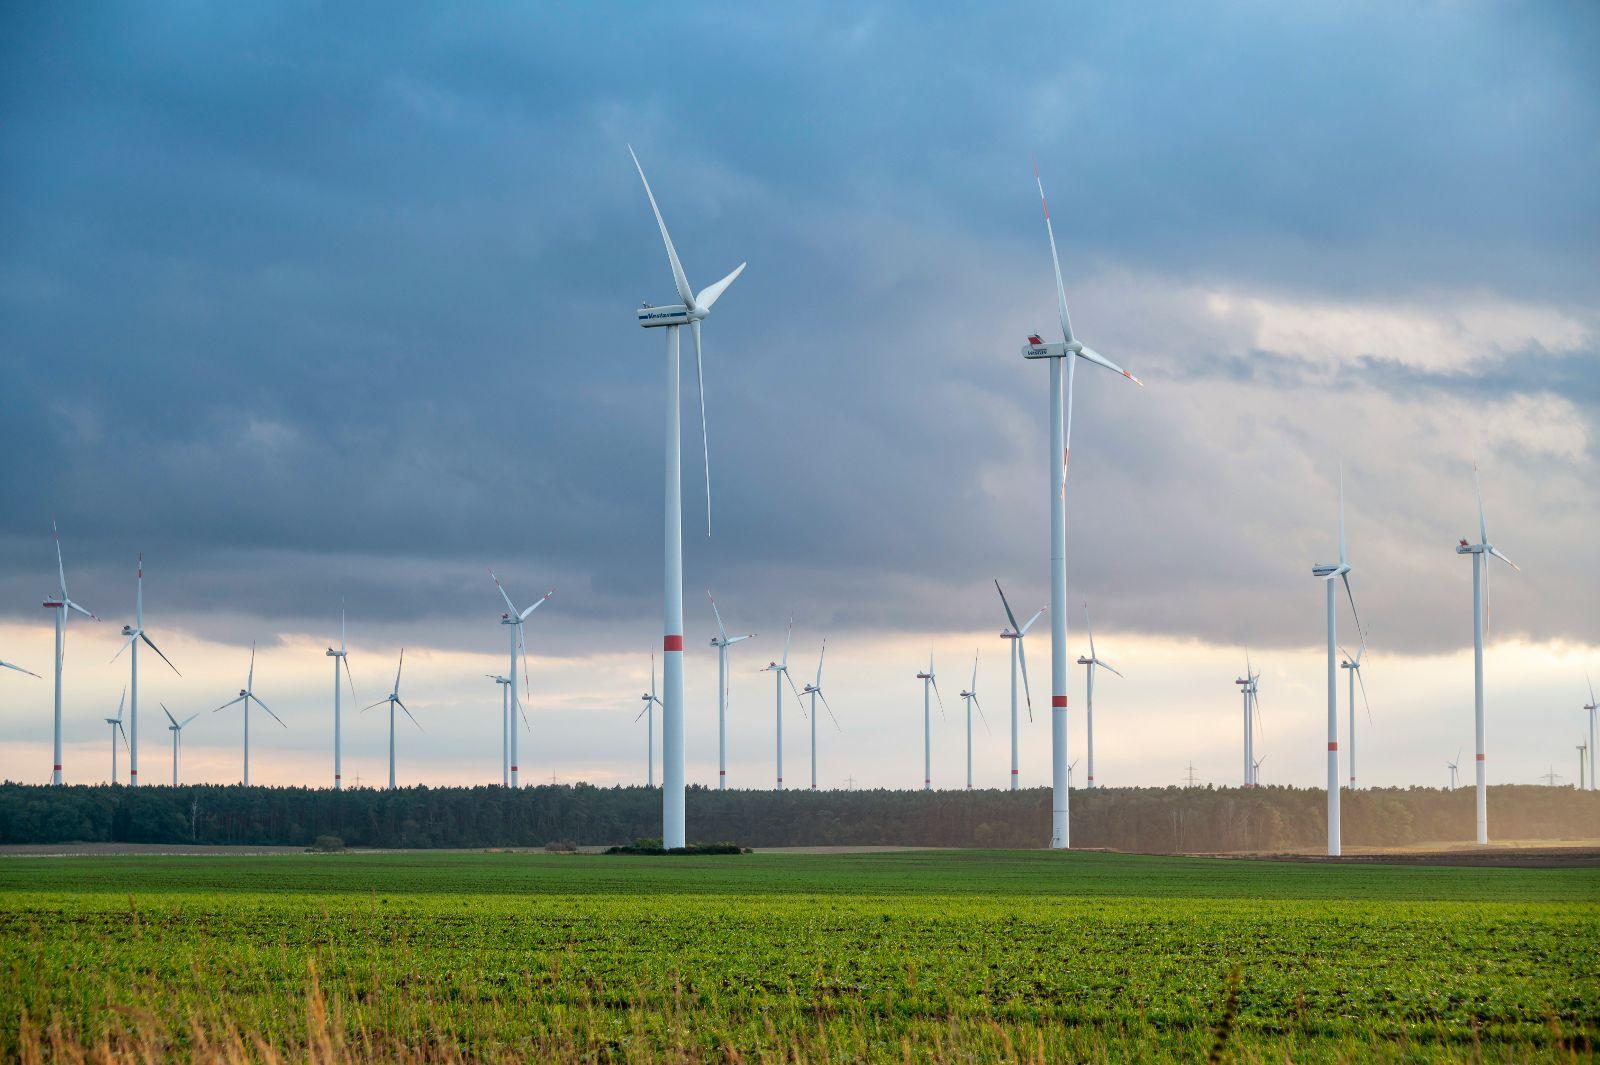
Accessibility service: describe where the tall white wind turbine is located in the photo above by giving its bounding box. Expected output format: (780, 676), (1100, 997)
(995, 582), (1043, 791)
(1022, 164), (1143, 848)
(760, 616), (805, 790)
(42, 519), (97, 784)
(214, 642), (284, 786)
(914, 650), (946, 790)
(1455, 464), (1517, 844)
(636, 655), (663, 787)
(1339, 644), (1371, 788)
(112, 555), (181, 788)
(1580, 671), (1593, 786)
(161, 702), (198, 786)
(1234, 654), (1261, 787)
(1447, 748), (1461, 790)
(1311, 469), (1365, 857)
(105, 688), (127, 784)
(799, 639), (841, 790)
(1075, 606), (1122, 790)
(629, 146), (746, 848)
(489, 571), (552, 789)
(364, 649), (420, 790)
(325, 606), (357, 790)
(958, 652), (988, 790)
(708, 590), (754, 790)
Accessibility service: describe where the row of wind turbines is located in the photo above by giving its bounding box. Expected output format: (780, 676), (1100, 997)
(4, 149), (1589, 857)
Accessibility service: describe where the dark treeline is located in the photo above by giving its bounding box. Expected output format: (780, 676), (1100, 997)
(2, 782), (1596, 852)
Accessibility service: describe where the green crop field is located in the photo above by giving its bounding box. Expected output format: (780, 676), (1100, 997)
(0, 850), (1595, 1062)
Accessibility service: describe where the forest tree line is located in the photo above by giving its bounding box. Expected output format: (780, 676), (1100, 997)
(1, 782), (1596, 852)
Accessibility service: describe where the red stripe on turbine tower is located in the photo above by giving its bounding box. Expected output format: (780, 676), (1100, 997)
(1052, 695), (1068, 708)
(1477, 753), (1486, 761)
(1328, 742), (1338, 751)
(663, 635), (684, 652)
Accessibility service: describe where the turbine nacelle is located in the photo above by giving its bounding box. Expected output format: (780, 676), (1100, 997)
(1311, 563), (1349, 578)
(636, 303), (706, 327)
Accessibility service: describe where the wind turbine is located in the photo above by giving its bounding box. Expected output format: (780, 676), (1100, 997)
(104, 688), (127, 784)
(1447, 749), (1461, 790)
(1455, 463), (1517, 844)
(629, 146), (746, 849)
(760, 616), (804, 790)
(487, 675), (512, 785)
(914, 650), (946, 790)
(110, 555), (181, 788)
(42, 518), (97, 784)
(489, 570), (552, 789)
(1584, 674), (1597, 792)
(363, 650), (420, 790)
(1067, 758), (1079, 788)
(959, 652), (988, 790)
(1311, 468), (1365, 857)
(1339, 644), (1371, 788)
(1578, 739), (1589, 792)
(636, 655), (663, 787)
(214, 642), (284, 786)
(1234, 655), (1261, 787)
(995, 582), (1044, 791)
(799, 639), (841, 791)
(325, 606), (357, 790)
(1251, 754), (1267, 785)
(161, 702), (197, 786)
(1022, 163), (1143, 849)
(1075, 606), (1122, 790)
(708, 590), (754, 790)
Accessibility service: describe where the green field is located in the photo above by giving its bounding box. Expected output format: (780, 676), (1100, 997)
(1, 850), (1595, 1062)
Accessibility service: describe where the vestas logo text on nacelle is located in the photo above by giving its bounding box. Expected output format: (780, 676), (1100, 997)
(637, 305), (692, 327)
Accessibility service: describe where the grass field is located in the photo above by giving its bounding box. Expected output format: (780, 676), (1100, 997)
(0, 850), (1595, 1062)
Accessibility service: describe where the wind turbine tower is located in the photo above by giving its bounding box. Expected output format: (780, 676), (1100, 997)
(113, 555), (181, 787)
(707, 591), (754, 790)
(364, 649), (420, 790)
(214, 643), (285, 786)
(636, 655), (663, 787)
(959, 652), (987, 790)
(629, 146), (746, 849)
(43, 519), (97, 784)
(1340, 645), (1370, 788)
(489, 571), (552, 789)
(161, 703), (197, 786)
(1311, 469), (1365, 857)
(1021, 164), (1143, 848)
(760, 616), (803, 790)
(995, 582), (1042, 791)
(105, 689), (127, 784)
(326, 607), (356, 789)
(914, 650), (945, 790)
(1075, 605), (1122, 789)
(799, 639), (840, 790)
(1583, 674), (1596, 792)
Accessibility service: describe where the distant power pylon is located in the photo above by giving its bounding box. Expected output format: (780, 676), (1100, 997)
(1540, 765), (1563, 787)
(1184, 762), (1200, 788)
(845, 775), (857, 790)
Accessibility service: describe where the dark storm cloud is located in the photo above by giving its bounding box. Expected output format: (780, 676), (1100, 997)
(1, 1), (1595, 656)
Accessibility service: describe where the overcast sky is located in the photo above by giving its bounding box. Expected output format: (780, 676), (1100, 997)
(2, 2), (1596, 796)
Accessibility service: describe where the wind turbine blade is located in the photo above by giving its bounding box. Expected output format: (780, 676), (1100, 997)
(973, 694), (990, 733)
(394, 648), (405, 696)
(696, 262), (746, 311)
(785, 670), (808, 714)
(816, 637), (827, 686)
(340, 603), (347, 654)
(1016, 634), (1033, 722)
(180, 714), (198, 729)
(342, 654), (358, 705)
(650, 652), (657, 702)
(1474, 463), (1488, 546)
(1487, 546), (1519, 572)
(397, 699), (423, 732)
(1588, 671), (1596, 707)
(64, 599), (96, 621)
(782, 615), (793, 668)
(692, 318), (711, 537)
(1099, 660), (1124, 679)
(0, 659), (41, 678)
(1356, 667), (1372, 725)
(1076, 345), (1142, 386)
(52, 516), (67, 598)
(162, 702), (179, 728)
(489, 570), (518, 615)
(970, 652), (978, 693)
(1338, 462), (1347, 566)
(995, 580), (1022, 634)
(255, 698), (288, 728)
(214, 695), (246, 712)
(1032, 160), (1075, 344)
(628, 145), (695, 308)
(141, 632), (181, 677)
(248, 642), (256, 691)
(1340, 573), (1366, 645)
(520, 590), (553, 620)
(634, 702), (650, 724)
(818, 690), (841, 732)
(115, 687), (126, 722)
(1085, 605), (1097, 662)
(1021, 607), (1046, 636)
(931, 677), (947, 720)
(111, 634), (137, 664)
(707, 589), (730, 643)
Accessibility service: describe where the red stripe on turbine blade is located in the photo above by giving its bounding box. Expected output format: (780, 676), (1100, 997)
(1052, 696), (1068, 708)
(663, 635), (685, 652)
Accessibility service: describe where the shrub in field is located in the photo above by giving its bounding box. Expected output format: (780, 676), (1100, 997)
(310, 835), (345, 852)
(543, 839), (578, 853)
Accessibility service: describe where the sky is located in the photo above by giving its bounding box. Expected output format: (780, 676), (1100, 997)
(1, 2), (1596, 795)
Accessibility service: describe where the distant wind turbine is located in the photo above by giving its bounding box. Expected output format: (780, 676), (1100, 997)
(1455, 463), (1517, 843)
(1311, 467), (1365, 857)
(1022, 163), (1143, 848)
(1446, 748), (1461, 790)
(629, 146), (746, 849)
(1076, 605), (1122, 789)
(105, 688), (127, 784)
(760, 616), (804, 790)
(214, 642), (284, 786)
(364, 649), (420, 790)
(1584, 673), (1597, 792)
(325, 606), (357, 790)
(707, 590), (754, 790)
(1234, 653), (1261, 787)
(959, 652), (988, 790)
(914, 650), (946, 790)
(1339, 644), (1371, 788)
(636, 655), (663, 787)
(111, 554), (181, 787)
(489, 571), (552, 789)
(995, 581), (1044, 791)
(487, 674), (513, 785)
(1251, 754), (1267, 784)
(799, 639), (841, 790)
(43, 518), (97, 784)
(161, 702), (198, 786)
